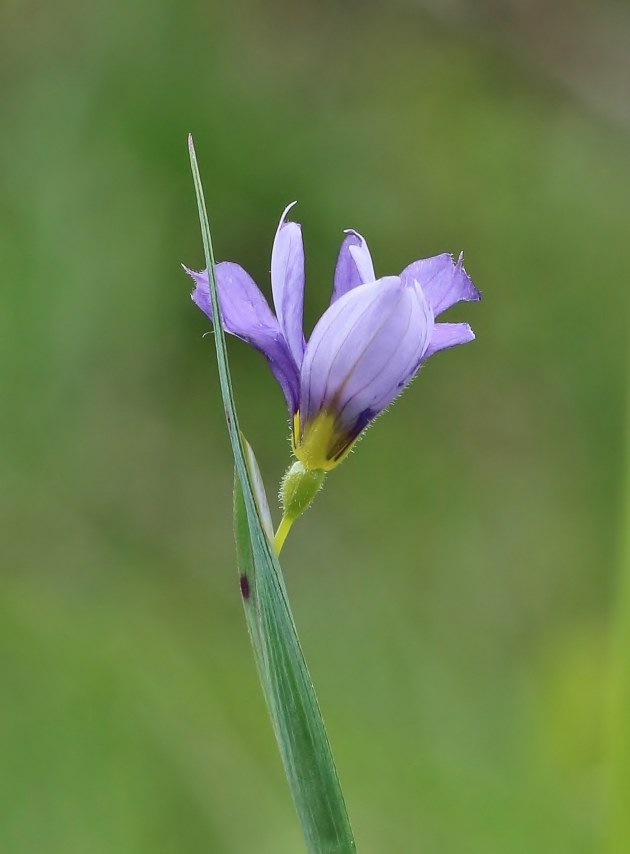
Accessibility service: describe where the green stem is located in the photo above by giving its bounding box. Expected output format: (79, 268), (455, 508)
(274, 514), (295, 554)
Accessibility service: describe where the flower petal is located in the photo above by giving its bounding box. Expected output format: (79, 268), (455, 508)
(187, 263), (300, 412)
(331, 230), (376, 303)
(271, 201), (305, 367)
(422, 321), (475, 361)
(299, 276), (433, 449)
(400, 252), (480, 317)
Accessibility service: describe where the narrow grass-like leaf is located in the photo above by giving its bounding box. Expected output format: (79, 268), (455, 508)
(189, 136), (355, 854)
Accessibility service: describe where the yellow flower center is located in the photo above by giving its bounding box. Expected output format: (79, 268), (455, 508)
(292, 410), (355, 471)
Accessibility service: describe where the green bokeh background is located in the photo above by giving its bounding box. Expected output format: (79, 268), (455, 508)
(2, 1), (628, 851)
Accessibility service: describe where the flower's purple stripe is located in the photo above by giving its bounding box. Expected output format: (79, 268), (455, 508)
(331, 230), (376, 303)
(271, 202), (306, 367)
(187, 263), (300, 412)
(351, 407), (377, 439)
(400, 252), (480, 317)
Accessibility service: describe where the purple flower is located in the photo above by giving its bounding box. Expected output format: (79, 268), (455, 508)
(187, 203), (480, 471)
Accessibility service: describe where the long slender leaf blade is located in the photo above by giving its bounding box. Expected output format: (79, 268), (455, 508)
(189, 137), (355, 853)
(187, 136), (252, 507)
(234, 462), (355, 854)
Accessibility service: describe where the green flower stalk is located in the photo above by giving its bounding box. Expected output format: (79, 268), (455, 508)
(275, 462), (326, 553)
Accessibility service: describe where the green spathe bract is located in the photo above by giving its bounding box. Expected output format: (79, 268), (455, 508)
(188, 136), (355, 854)
(281, 462), (326, 520)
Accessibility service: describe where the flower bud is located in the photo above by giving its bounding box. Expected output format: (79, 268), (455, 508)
(280, 461), (326, 520)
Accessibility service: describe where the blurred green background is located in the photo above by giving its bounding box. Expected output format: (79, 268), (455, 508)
(2, 0), (629, 851)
